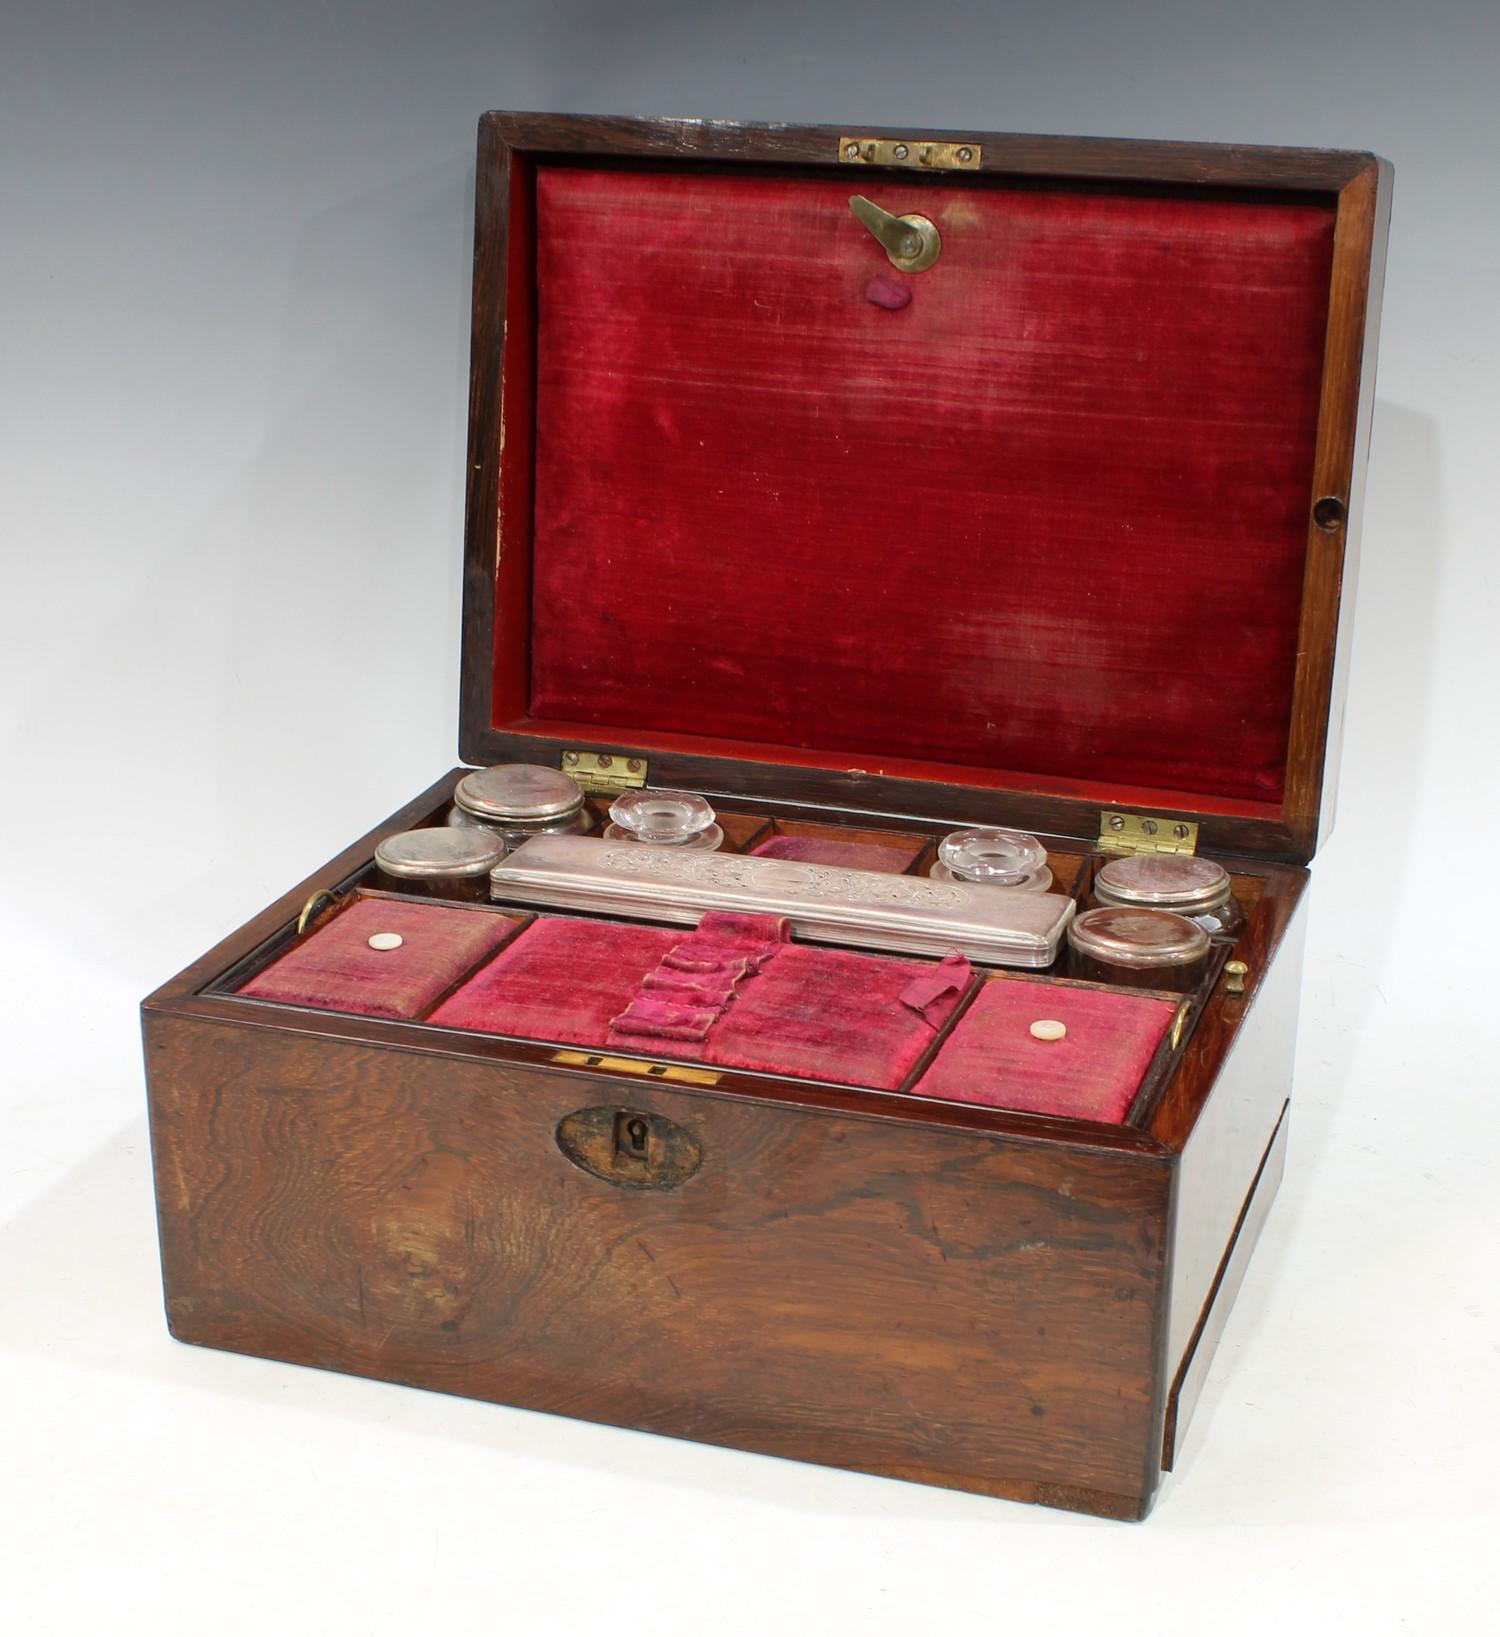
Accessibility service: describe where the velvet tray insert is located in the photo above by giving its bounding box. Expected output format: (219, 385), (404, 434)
(236, 897), (523, 1020)
(429, 911), (970, 1092)
(914, 976), (1179, 1124)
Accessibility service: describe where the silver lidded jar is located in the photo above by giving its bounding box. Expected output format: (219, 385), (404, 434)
(374, 826), (508, 901)
(448, 763), (593, 848)
(1091, 853), (1244, 937)
(1067, 905), (1211, 992)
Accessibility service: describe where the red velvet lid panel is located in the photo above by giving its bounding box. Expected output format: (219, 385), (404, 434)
(464, 122), (1387, 860)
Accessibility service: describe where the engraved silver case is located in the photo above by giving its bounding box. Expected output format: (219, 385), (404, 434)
(490, 834), (1075, 967)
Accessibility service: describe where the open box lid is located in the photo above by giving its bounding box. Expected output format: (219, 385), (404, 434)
(459, 114), (1390, 864)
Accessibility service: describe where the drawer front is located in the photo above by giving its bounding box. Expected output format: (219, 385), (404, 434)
(146, 1013), (1170, 1516)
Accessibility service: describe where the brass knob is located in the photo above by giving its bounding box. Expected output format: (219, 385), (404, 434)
(1223, 960), (1249, 996)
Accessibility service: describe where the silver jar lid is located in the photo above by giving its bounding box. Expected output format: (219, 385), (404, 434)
(375, 827), (507, 878)
(1068, 905), (1210, 967)
(1094, 854), (1232, 915)
(453, 763), (585, 822)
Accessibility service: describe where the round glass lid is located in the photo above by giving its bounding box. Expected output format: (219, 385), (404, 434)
(938, 828), (1047, 885)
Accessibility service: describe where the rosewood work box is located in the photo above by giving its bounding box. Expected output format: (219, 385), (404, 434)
(143, 114), (1390, 1519)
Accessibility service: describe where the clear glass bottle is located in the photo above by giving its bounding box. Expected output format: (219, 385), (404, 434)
(1090, 854), (1244, 937)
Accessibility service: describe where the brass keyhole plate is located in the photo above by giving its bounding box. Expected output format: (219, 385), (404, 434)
(556, 1105), (704, 1191)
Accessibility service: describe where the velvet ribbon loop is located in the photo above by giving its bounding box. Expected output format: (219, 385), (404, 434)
(608, 911), (788, 1045)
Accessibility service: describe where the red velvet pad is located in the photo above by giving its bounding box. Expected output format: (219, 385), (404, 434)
(695, 945), (970, 1090)
(427, 917), (683, 1042)
(914, 979), (1178, 1123)
(528, 167), (1335, 807)
(429, 912), (970, 1091)
(238, 899), (521, 1021)
(749, 836), (921, 874)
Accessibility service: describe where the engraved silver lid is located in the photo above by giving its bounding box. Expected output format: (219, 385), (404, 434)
(453, 763), (585, 822)
(490, 833), (1075, 968)
(1067, 905), (1210, 968)
(1094, 854), (1231, 915)
(374, 827), (507, 878)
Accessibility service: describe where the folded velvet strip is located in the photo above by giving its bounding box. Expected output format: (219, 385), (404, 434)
(606, 910), (788, 1046)
(899, 951), (972, 1023)
(609, 996), (721, 1042)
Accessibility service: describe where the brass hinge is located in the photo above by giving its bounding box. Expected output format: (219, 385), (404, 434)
(1097, 810), (1200, 856)
(561, 750), (648, 796)
(839, 136), (981, 171)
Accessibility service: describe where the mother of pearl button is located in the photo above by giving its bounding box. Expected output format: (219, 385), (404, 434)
(1029, 1019), (1067, 1042)
(367, 932), (404, 951)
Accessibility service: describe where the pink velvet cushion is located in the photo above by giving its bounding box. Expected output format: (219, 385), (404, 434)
(914, 979), (1178, 1123)
(749, 835), (921, 874)
(238, 898), (521, 1020)
(429, 912), (970, 1092)
(700, 945), (970, 1090)
(428, 917), (682, 1043)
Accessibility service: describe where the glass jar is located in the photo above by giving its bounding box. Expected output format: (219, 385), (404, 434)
(374, 826), (507, 901)
(604, 788), (723, 850)
(1066, 906), (1211, 991)
(1091, 854), (1244, 937)
(929, 828), (1052, 892)
(449, 763), (593, 849)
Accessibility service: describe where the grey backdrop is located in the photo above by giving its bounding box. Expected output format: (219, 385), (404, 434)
(3, 3), (1495, 1633)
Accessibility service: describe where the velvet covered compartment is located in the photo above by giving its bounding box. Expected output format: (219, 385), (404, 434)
(429, 911), (970, 1091)
(916, 977), (1179, 1124)
(237, 898), (522, 1020)
(523, 166), (1336, 812)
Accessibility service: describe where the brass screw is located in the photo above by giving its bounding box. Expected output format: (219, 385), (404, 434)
(893, 143), (909, 159)
(1173, 823), (1189, 840)
(1109, 814), (1125, 831)
(846, 142), (861, 160)
(598, 753), (613, 768)
(627, 758), (642, 773)
(564, 751), (579, 765)
(1224, 960), (1249, 996)
(1141, 819), (1158, 835)
(957, 146), (973, 162)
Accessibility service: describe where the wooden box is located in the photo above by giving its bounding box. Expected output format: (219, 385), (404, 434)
(143, 114), (1390, 1519)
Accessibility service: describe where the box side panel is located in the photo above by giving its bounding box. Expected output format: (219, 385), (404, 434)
(1163, 1104), (1288, 1469)
(1163, 893), (1307, 1452)
(145, 1011), (1170, 1517)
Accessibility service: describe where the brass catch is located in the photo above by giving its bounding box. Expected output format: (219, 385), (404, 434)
(840, 136), (981, 171)
(561, 750), (648, 796)
(849, 194), (942, 272)
(1097, 811), (1199, 856)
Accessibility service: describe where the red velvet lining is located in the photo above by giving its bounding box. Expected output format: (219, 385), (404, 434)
(915, 978), (1177, 1123)
(526, 166), (1335, 807)
(238, 899), (520, 1020)
(428, 916), (966, 1092)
